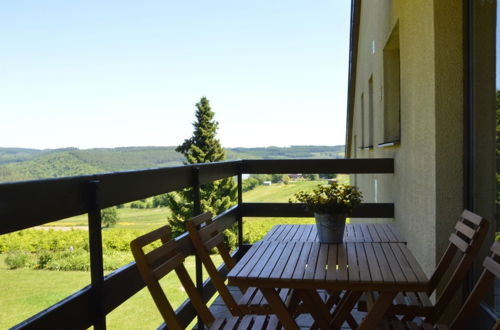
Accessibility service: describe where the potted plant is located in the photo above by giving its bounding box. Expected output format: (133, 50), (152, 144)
(290, 182), (363, 243)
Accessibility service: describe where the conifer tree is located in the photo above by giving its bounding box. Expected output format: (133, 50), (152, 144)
(167, 97), (237, 237)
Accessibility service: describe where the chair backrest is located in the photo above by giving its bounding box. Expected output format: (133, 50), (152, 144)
(426, 209), (489, 323)
(449, 241), (500, 330)
(186, 212), (242, 316)
(130, 225), (215, 329)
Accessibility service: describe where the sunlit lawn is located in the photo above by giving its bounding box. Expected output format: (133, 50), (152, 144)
(0, 254), (222, 329)
(46, 207), (172, 230)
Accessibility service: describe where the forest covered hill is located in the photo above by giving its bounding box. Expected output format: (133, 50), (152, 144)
(0, 145), (344, 183)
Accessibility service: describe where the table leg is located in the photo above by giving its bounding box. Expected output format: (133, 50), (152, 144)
(330, 291), (362, 329)
(260, 288), (299, 330)
(296, 289), (332, 329)
(358, 291), (397, 330)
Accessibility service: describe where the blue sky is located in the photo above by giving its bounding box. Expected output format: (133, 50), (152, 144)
(0, 1), (351, 149)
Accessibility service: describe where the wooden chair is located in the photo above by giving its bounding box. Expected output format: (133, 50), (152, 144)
(186, 212), (296, 316)
(359, 209), (489, 323)
(130, 224), (281, 330)
(379, 241), (500, 330)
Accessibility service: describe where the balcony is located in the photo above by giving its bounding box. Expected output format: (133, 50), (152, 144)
(0, 158), (394, 329)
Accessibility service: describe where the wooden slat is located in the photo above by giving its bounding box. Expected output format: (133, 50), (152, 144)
(337, 244), (348, 281)
(133, 225), (171, 247)
(461, 209), (483, 226)
(286, 225), (300, 240)
(262, 226), (279, 240)
(259, 243), (288, 278)
(145, 240), (178, 264)
(367, 224), (382, 242)
(299, 225), (313, 241)
(307, 226), (318, 241)
(281, 243), (303, 280)
(374, 224), (390, 242)
(384, 223), (404, 243)
(359, 224), (371, 242)
(366, 243), (386, 283)
(417, 292), (432, 307)
(152, 253), (186, 279)
(397, 243), (428, 283)
(198, 220), (223, 241)
(266, 315), (280, 330)
(380, 243), (407, 283)
(291, 242), (312, 280)
(454, 221), (475, 239)
(483, 256), (500, 278)
(353, 225), (364, 242)
(347, 243), (361, 282)
(277, 225), (290, 240)
(491, 241), (500, 256)
(267, 243), (295, 280)
(239, 287), (258, 307)
(237, 242), (273, 279)
(326, 244), (338, 281)
(314, 244), (329, 280)
(241, 158), (394, 174)
(248, 242), (281, 278)
(380, 224), (398, 242)
(204, 233), (225, 251)
(304, 243), (320, 280)
(449, 232), (469, 252)
(390, 244), (418, 283)
(230, 242), (269, 277)
(190, 212), (213, 228)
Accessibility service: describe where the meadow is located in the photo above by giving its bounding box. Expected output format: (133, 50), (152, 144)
(0, 177), (347, 329)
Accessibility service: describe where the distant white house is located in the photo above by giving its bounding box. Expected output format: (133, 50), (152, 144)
(263, 181), (272, 186)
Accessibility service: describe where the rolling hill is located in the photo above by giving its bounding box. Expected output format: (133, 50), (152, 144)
(0, 145), (344, 183)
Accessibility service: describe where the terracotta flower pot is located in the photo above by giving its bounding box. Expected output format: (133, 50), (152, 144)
(314, 213), (347, 243)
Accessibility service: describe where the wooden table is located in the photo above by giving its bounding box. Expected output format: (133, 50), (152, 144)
(228, 240), (427, 329)
(262, 223), (405, 243)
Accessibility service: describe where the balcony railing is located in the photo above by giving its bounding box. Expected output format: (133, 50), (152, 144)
(0, 158), (394, 329)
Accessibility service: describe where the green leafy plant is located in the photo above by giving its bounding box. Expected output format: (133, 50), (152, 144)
(289, 182), (363, 215)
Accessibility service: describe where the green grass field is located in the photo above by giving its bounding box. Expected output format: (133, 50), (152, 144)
(1, 177), (349, 328)
(0, 253), (222, 329)
(46, 207), (172, 229)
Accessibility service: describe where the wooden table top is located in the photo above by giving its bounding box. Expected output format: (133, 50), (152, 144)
(228, 241), (427, 292)
(262, 223), (405, 243)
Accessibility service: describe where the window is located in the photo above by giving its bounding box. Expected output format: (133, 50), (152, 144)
(382, 23), (401, 144)
(360, 93), (365, 146)
(368, 76), (374, 147)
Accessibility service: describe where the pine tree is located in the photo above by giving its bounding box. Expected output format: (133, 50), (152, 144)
(167, 97), (237, 238)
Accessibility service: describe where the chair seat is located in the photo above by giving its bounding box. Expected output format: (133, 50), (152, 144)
(379, 320), (449, 330)
(358, 291), (433, 315)
(237, 287), (293, 314)
(209, 315), (281, 330)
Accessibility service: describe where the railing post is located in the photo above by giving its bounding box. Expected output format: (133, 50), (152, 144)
(192, 167), (204, 330)
(237, 161), (243, 252)
(87, 180), (106, 330)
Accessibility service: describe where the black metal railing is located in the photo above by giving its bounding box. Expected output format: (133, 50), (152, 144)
(0, 158), (394, 329)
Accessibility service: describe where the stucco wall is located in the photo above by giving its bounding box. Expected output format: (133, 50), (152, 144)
(349, 0), (465, 279)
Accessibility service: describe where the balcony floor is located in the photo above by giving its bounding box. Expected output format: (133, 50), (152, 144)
(209, 286), (365, 329)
